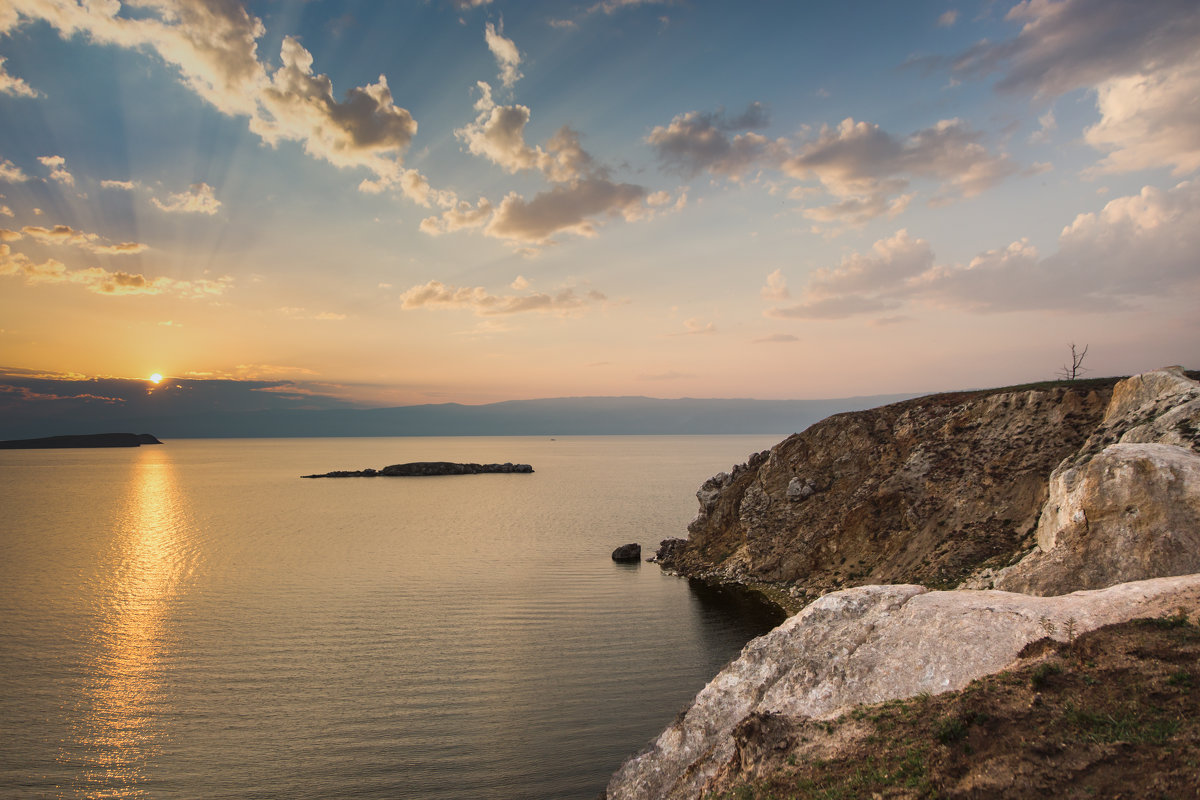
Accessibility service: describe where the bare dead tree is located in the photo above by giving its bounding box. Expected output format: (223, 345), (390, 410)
(1058, 343), (1089, 380)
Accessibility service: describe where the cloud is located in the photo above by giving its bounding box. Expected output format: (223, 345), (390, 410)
(782, 117), (1018, 221)
(761, 268), (790, 300)
(3, 1), (431, 201)
(0, 159), (30, 183)
(753, 333), (800, 343)
(937, 9), (958, 28)
(452, 0), (493, 8)
(671, 317), (716, 335)
(37, 155), (73, 186)
(1, 243), (231, 297)
(647, 103), (776, 179)
(919, 180), (1200, 312)
(152, 182), (221, 215)
(251, 37), (420, 195)
(452, 85), (654, 244)
(944, 0), (1200, 177)
(456, 88), (595, 182)
(592, 0), (674, 13)
(0, 205), (12, 217)
(484, 21), (522, 88)
(0, 55), (38, 97)
(101, 179), (138, 191)
(950, 0), (1200, 99)
(485, 178), (648, 243)
(16, 224), (149, 254)
(766, 229), (933, 319)
(419, 197), (494, 235)
(1083, 59), (1200, 176)
(399, 279), (606, 316)
(767, 181), (1200, 319)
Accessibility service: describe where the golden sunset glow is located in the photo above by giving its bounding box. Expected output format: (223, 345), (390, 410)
(149, 374), (163, 385)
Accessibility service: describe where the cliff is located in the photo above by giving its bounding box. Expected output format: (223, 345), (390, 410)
(656, 371), (1200, 607)
(610, 367), (1200, 800)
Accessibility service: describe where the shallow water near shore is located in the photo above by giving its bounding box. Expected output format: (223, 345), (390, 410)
(0, 435), (783, 799)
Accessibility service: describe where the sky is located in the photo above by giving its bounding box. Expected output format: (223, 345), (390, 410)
(0, 0), (1198, 409)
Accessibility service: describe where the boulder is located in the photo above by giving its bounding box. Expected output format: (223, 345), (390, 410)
(606, 575), (1200, 800)
(612, 543), (642, 562)
(992, 442), (1200, 595)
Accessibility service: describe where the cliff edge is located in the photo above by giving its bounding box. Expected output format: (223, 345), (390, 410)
(657, 369), (1200, 607)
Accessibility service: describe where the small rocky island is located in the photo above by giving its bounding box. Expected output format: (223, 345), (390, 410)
(0, 432), (162, 449)
(302, 461), (533, 478)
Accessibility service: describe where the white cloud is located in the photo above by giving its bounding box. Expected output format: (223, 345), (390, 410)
(484, 21), (522, 88)
(419, 198), (493, 235)
(672, 317), (716, 335)
(152, 182), (221, 215)
(0, 55), (38, 97)
(3, 1), (432, 201)
(0, 159), (30, 183)
(0, 243), (230, 297)
(101, 179), (138, 191)
(1084, 60), (1200, 176)
(38, 155), (73, 186)
(399, 279), (606, 316)
(937, 9), (958, 28)
(767, 181), (1200, 319)
(16, 223), (148, 254)
(761, 268), (789, 300)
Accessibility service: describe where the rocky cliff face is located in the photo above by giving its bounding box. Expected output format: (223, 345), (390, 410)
(609, 367), (1200, 800)
(659, 377), (1120, 603)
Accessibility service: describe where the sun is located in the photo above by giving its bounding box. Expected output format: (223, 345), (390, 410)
(149, 373), (163, 384)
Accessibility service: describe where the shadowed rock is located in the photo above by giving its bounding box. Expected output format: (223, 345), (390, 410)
(612, 543), (641, 562)
(0, 432), (162, 449)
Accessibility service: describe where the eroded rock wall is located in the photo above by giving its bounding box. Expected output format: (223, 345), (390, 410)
(661, 379), (1116, 598)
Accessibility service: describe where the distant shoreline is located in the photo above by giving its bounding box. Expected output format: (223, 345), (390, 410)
(0, 433), (163, 449)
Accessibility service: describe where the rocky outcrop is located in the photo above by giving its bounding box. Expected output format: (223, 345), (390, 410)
(606, 575), (1200, 800)
(989, 366), (1200, 595)
(657, 377), (1119, 600)
(612, 367), (1200, 800)
(302, 461), (533, 478)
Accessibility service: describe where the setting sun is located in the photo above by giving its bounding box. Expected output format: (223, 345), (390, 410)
(149, 374), (163, 384)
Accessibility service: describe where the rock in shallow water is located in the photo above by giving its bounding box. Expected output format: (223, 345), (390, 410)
(612, 543), (641, 562)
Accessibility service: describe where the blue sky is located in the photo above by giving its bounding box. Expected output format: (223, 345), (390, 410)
(1, 0), (1197, 407)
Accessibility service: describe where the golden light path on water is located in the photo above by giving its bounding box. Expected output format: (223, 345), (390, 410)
(65, 447), (195, 798)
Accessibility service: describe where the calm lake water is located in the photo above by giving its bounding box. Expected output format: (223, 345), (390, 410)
(0, 436), (784, 799)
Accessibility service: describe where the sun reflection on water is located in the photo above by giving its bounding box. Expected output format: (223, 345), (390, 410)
(64, 447), (194, 797)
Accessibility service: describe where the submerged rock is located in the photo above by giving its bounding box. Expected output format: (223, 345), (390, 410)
(612, 543), (641, 562)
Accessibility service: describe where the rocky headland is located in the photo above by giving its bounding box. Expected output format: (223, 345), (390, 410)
(0, 432), (162, 448)
(608, 366), (1200, 800)
(302, 461), (532, 478)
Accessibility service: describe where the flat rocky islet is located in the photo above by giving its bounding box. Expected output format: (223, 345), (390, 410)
(0, 432), (162, 449)
(302, 461), (533, 478)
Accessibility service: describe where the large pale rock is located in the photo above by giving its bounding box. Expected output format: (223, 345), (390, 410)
(987, 368), (1200, 595)
(993, 443), (1200, 595)
(607, 575), (1200, 800)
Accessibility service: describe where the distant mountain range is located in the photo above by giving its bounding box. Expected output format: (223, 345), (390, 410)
(0, 393), (919, 439)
